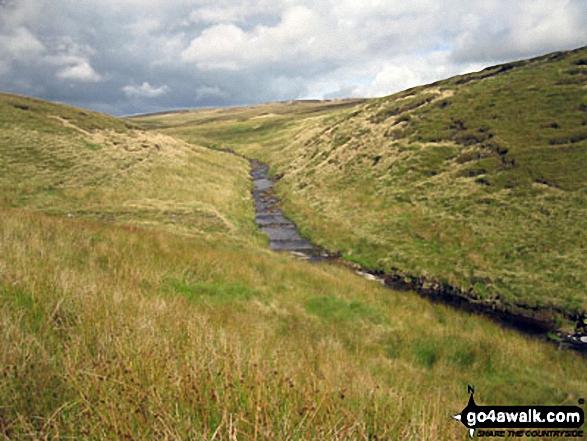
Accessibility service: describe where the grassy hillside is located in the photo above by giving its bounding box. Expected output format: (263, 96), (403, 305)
(0, 93), (258, 240)
(3, 209), (587, 439)
(2, 83), (587, 437)
(134, 47), (587, 328)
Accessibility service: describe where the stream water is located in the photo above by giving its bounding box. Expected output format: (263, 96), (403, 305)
(250, 159), (331, 261)
(248, 156), (585, 352)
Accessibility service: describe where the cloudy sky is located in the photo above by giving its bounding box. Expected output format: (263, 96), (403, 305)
(1, 0), (585, 116)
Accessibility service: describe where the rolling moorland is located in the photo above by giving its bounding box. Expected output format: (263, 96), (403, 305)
(135, 46), (587, 332)
(0, 47), (586, 439)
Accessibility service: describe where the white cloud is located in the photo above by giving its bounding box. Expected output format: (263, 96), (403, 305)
(0, 0), (585, 115)
(126, 18), (162, 37)
(452, 0), (587, 62)
(299, 51), (487, 101)
(43, 40), (104, 83)
(361, 65), (426, 98)
(196, 85), (228, 100)
(182, 24), (246, 70)
(0, 26), (45, 61)
(122, 82), (170, 98)
(186, 1), (280, 25)
(189, 7), (242, 24)
(356, 53), (485, 98)
(181, 6), (355, 70)
(333, 0), (435, 22)
(97, 0), (198, 14)
(57, 60), (103, 82)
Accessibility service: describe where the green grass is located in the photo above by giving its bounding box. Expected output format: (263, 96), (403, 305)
(2, 209), (586, 439)
(134, 46), (587, 328)
(305, 296), (382, 324)
(0, 93), (260, 241)
(161, 279), (265, 304)
(2, 55), (587, 439)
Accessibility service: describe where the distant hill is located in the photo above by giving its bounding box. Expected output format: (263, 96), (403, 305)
(134, 46), (587, 325)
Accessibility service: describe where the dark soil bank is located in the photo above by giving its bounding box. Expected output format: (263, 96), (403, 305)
(247, 156), (585, 352)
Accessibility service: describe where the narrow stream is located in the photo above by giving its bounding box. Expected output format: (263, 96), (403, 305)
(250, 159), (331, 261)
(248, 156), (586, 353)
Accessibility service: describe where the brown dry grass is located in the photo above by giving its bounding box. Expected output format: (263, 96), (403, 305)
(2, 209), (586, 439)
(3, 90), (587, 439)
(135, 47), (587, 327)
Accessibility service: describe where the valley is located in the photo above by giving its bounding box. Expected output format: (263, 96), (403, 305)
(1, 46), (587, 439)
(134, 47), (587, 334)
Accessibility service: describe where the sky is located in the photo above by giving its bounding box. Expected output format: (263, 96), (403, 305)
(0, 0), (585, 116)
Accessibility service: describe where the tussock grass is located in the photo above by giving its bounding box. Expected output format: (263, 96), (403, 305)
(2, 209), (586, 439)
(135, 47), (587, 326)
(3, 71), (587, 438)
(0, 93), (259, 241)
